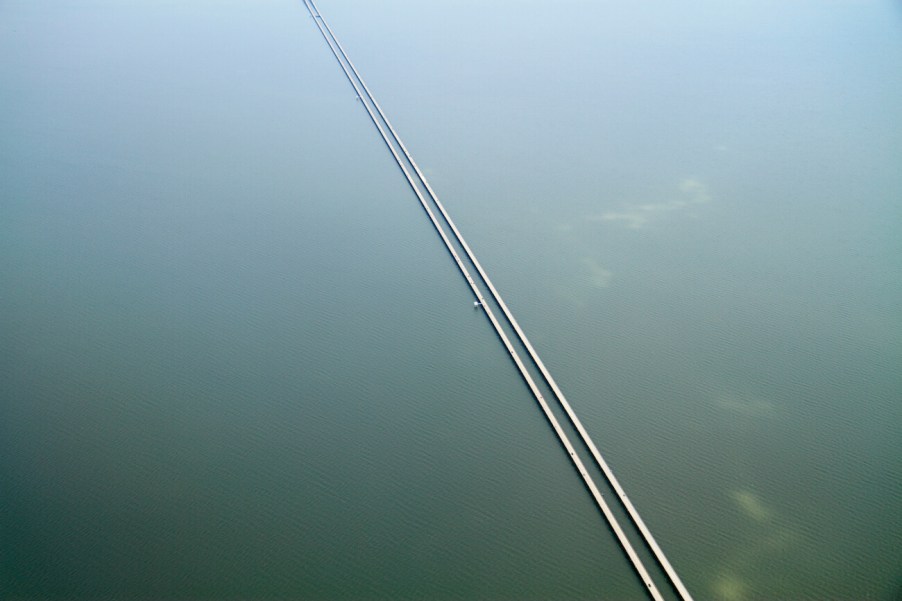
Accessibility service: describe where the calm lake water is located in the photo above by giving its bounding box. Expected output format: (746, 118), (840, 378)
(2, 1), (900, 599)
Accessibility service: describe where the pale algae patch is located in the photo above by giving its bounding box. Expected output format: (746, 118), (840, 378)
(533, 219), (616, 308)
(711, 572), (748, 601)
(592, 178), (712, 229)
(709, 489), (803, 600)
(714, 393), (776, 419)
(731, 490), (774, 523)
(581, 256), (613, 289)
(548, 257), (613, 309)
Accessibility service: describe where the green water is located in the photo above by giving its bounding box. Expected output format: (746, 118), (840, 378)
(2, 1), (901, 599)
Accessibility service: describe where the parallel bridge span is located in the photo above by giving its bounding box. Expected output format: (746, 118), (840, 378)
(302, 2), (694, 599)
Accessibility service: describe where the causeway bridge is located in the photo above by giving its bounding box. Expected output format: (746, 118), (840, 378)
(302, 2), (694, 599)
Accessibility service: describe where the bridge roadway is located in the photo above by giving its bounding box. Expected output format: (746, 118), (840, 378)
(303, 2), (693, 599)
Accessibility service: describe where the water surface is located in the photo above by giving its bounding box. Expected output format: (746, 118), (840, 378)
(2, 1), (901, 599)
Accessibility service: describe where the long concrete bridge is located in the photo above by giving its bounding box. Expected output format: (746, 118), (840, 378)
(302, 2), (694, 599)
